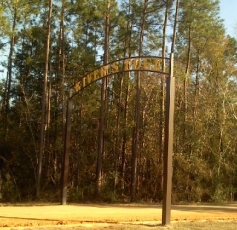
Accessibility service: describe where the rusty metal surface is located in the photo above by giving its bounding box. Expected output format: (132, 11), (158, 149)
(162, 53), (175, 225)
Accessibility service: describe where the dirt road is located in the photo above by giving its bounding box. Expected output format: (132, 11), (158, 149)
(0, 203), (236, 228)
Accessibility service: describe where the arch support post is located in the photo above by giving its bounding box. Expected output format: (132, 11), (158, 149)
(162, 53), (175, 225)
(61, 95), (73, 205)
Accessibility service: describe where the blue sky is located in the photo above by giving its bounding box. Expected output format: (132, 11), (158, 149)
(219, 0), (237, 36)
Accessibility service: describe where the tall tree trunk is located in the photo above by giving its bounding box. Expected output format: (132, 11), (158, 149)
(113, 75), (123, 194)
(4, 5), (17, 137)
(171, 0), (179, 53)
(57, 0), (66, 185)
(121, 74), (130, 193)
(183, 24), (191, 149)
(114, 0), (134, 195)
(159, 0), (169, 163)
(131, 0), (148, 202)
(193, 52), (200, 119)
(45, 59), (53, 185)
(37, 0), (53, 198)
(117, 0), (133, 196)
(96, 0), (110, 198)
(57, 0), (66, 138)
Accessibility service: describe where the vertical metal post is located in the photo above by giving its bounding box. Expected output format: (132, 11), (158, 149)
(162, 53), (175, 225)
(61, 94), (73, 205)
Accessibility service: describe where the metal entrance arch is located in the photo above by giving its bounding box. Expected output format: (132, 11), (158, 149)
(61, 54), (175, 225)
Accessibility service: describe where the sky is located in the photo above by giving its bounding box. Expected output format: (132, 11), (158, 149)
(219, 0), (237, 36)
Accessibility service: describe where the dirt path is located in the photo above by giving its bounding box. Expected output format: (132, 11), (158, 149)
(0, 203), (236, 228)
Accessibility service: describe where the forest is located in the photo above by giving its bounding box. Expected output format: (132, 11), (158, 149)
(0, 0), (237, 203)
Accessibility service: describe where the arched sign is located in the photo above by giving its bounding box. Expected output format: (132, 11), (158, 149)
(70, 56), (170, 98)
(61, 54), (175, 226)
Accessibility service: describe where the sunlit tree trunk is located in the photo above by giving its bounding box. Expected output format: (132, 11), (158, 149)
(37, 0), (53, 198)
(56, 0), (66, 185)
(183, 25), (191, 147)
(96, 0), (110, 198)
(3, 5), (17, 137)
(131, 0), (148, 202)
(159, 0), (169, 163)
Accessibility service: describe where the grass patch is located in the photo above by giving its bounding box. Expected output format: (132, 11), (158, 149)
(172, 221), (237, 230)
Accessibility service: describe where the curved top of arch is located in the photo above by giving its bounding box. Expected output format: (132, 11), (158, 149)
(69, 56), (171, 99)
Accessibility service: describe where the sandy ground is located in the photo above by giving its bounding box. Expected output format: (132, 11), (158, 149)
(0, 203), (236, 229)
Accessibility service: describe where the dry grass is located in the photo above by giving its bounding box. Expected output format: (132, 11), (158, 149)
(0, 203), (236, 229)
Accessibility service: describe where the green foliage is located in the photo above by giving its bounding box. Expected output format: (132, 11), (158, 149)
(0, 0), (237, 204)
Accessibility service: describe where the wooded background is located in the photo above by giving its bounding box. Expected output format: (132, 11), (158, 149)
(0, 0), (237, 203)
